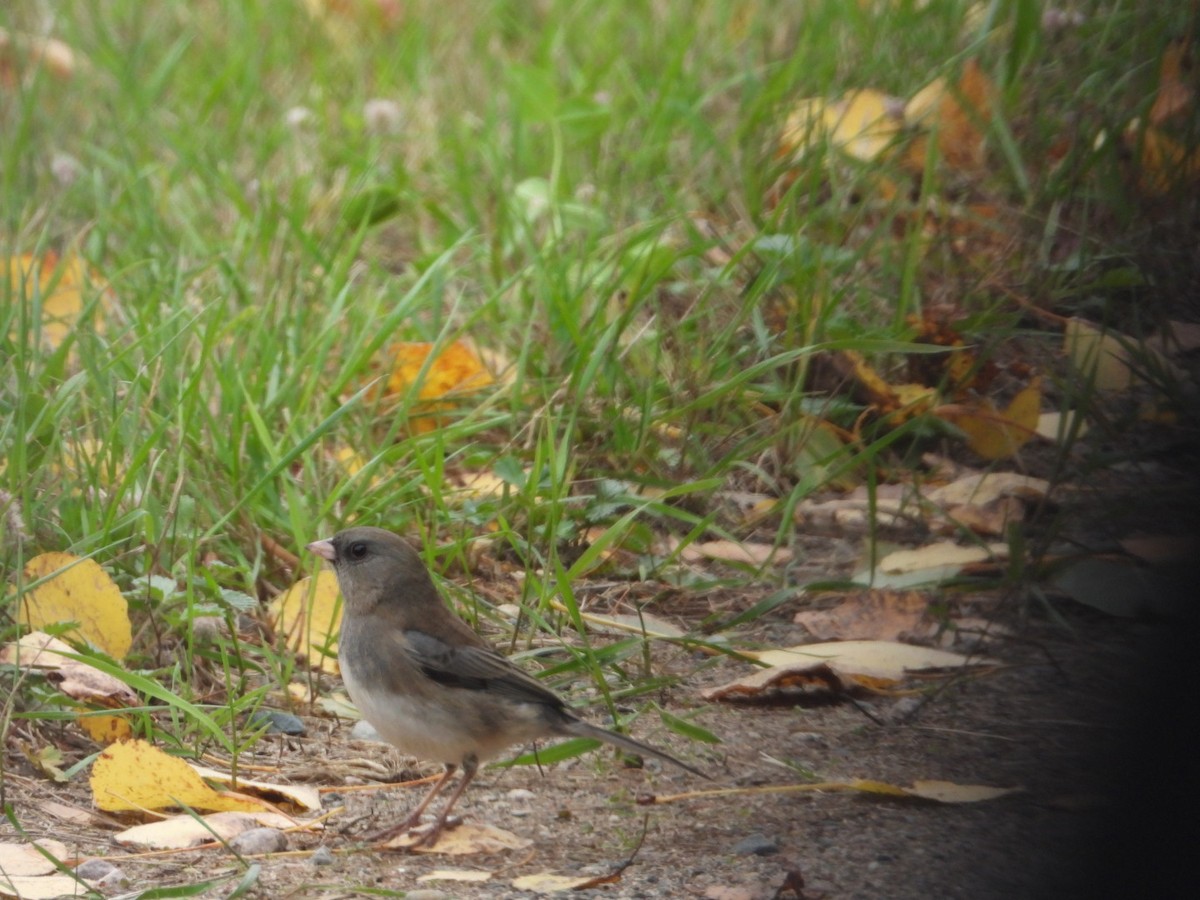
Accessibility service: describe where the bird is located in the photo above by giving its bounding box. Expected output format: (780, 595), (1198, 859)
(307, 525), (706, 847)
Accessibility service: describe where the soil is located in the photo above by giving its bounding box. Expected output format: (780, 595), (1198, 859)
(3, 442), (1199, 899)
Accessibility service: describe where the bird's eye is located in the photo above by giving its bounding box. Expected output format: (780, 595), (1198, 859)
(348, 541), (368, 560)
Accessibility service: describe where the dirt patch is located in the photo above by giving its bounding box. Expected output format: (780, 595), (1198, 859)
(3, 596), (1181, 899)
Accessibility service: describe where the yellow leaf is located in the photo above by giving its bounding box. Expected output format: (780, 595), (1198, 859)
(375, 339), (495, 433)
(17, 553), (132, 659)
(5, 251), (110, 349)
(77, 713), (134, 744)
(829, 89), (901, 161)
(947, 378), (1042, 460)
(270, 571), (342, 674)
(781, 90), (901, 163)
(1064, 318), (1132, 390)
(90, 739), (272, 813)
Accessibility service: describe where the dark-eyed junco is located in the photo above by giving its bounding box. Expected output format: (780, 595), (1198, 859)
(307, 526), (706, 846)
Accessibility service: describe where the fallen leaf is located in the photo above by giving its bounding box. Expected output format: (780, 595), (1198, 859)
(1125, 122), (1200, 196)
(793, 591), (935, 642)
(384, 822), (531, 854)
(4, 251), (109, 349)
(548, 603), (685, 641)
(679, 540), (792, 566)
(904, 59), (993, 171)
(878, 542), (998, 578)
(0, 873), (89, 900)
(418, 869), (494, 884)
(901, 779), (1021, 803)
(746, 640), (994, 674)
(191, 765), (322, 812)
(1051, 558), (1184, 618)
(1149, 38), (1193, 126)
(1118, 534), (1200, 564)
(16, 554), (133, 659)
(0, 632), (137, 707)
(1035, 410), (1089, 441)
(924, 472), (1050, 508)
(113, 810), (298, 850)
(940, 378), (1042, 461)
(90, 739), (275, 814)
(1064, 318), (1134, 390)
(270, 571), (342, 674)
(373, 339), (495, 433)
(511, 871), (615, 893)
(704, 640), (996, 701)
(0, 840), (69, 876)
(781, 89), (902, 162)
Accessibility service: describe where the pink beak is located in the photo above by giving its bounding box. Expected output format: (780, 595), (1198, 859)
(307, 539), (336, 562)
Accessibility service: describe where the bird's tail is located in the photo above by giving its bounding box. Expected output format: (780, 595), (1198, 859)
(561, 717), (709, 779)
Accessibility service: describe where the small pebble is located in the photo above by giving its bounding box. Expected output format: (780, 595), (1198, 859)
(506, 788), (536, 801)
(93, 868), (130, 890)
(732, 833), (778, 856)
(350, 719), (383, 741)
(75, 859), (118, 880)
(248, 709), (306, 736)
(229, 828), (288, 855)
(403, 890), (450, 900)
(311, 846), (335, 866)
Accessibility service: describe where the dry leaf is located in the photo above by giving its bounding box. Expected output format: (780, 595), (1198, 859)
(903, 59), (993, 171)
(940, 378), (1041, 461)
(270, 571), (342, 674)
(877, 541), (1002, 575)
(704, 640), (996, 701)
(511, 872), (613, 893)
(90, 739), (275, 814)
(0, 840), (69, 876)
(16, 554), (132, 659)
(4, 252), (109, 349)
(0, 874), (90, 900)
(901, 779), (1021, 803)
(0, 631), (137, 707)
(191, 765), (322, 812)
(384, 822), (532, 854)
(925, 472), (1050, 508)
(548, 602), (685, 640)
(793, 590), (935, 642)
(418, 869), (494, 884)
(113, 810), (298, 850)
(1125, 123), (1200, 196)
(1064, 318), (1134, 390)
(679, 540), (792, 566)
(1149, 39), (1193, 126)
(1118, 534), (1200, 564)
(1035, 410), (1089, 441)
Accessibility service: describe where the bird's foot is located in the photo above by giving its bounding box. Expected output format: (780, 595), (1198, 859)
(371, 815), (463, 849)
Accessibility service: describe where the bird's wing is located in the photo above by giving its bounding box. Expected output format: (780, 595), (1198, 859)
(404, 629), (566, 709)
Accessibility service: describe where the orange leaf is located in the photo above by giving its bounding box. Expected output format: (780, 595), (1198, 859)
(376, 339), (495, 432)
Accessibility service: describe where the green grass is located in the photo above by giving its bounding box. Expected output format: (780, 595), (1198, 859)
(1, 0), (1193, 770)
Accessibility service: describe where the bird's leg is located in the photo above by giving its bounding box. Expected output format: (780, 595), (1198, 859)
(411, 754), (479, 848)
(370, 763), (457, 843)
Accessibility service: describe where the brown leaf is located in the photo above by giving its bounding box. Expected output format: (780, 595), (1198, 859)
(793, 590), (935, 642)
